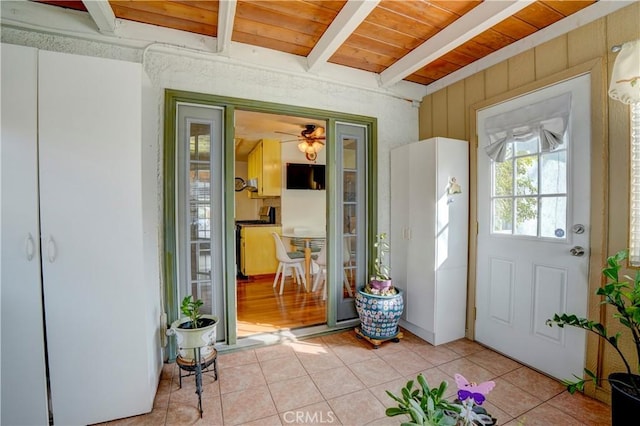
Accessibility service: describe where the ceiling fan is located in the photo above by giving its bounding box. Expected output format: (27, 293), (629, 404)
(276, 124), (325, 161)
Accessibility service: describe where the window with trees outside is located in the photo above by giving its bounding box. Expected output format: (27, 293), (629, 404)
(491, 133), (567, 239)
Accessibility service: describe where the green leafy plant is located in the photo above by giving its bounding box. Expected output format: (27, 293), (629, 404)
(181, 295), (204, 329)
(385, 374), (496, 426)
(372, 232), (391, 281)
(546, 250), (640, 394)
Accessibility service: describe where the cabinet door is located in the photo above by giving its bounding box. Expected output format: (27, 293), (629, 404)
(242, 226), (281, 275)
(38, 51), (151, 425)
(0, 43), (50, 426)
(390, 145), (410, 307)
(261, 139), (281, 196)
(406, 141), (436, 332)
(247, 143), (260, 186)
(248, 142), (263, 197)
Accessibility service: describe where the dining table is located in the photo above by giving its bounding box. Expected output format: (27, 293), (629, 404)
(281, 231), (325, 292)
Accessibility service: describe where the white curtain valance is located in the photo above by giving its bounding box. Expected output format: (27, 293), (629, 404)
(484, 92), (571, 162)
(609, 39), (640, 105)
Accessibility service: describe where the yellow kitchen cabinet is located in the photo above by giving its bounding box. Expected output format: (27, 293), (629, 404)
(247, 138), (281, 197)
(240, 225), (281, 275)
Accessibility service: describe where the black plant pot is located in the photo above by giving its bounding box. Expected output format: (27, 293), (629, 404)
(609, 373), (640, 426)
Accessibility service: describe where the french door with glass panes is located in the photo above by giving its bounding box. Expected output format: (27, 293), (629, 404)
(335, 122), (368, 321)
(176, 103), (226, 341)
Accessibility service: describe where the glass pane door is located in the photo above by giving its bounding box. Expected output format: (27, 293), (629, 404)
(336, 122), (367, 321)
(177, 104), (225, 341)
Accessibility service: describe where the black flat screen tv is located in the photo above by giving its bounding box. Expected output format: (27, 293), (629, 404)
(286, 163), (325, 190)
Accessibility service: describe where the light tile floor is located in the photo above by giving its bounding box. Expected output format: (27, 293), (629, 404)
(102, 329), (611, 425)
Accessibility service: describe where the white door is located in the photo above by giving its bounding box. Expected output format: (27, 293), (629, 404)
(1, 43), (50, 426)
(476, 74), (591, 381)
(39, 51), (152, 425)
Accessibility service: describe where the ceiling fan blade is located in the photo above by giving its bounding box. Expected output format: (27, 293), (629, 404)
(275, 130), (300, 137)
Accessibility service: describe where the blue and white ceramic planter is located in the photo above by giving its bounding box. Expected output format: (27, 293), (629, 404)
(355, 287), (404, 339)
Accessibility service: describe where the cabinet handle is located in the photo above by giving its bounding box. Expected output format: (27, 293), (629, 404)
(25, 233), (35, 261)
(47, 236), (57, 263)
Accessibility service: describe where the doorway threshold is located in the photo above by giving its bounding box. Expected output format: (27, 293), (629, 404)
(216, 320), (360, 354)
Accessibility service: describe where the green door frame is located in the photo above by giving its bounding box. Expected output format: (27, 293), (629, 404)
(163, 89), (378, 350)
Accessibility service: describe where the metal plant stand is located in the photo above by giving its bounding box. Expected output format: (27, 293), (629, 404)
(176, 347), (218, 418)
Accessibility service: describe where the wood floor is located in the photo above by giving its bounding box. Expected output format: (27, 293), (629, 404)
(236, 274), (327, 337)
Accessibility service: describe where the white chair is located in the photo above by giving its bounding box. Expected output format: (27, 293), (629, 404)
(272, 233), (307, 295)
(312, 242), (354, 300)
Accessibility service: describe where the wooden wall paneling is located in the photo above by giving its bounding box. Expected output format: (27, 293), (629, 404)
(464, 72), (486, 142)
(464, 72), (484, 339)
(447, 80), (466, 140)
(508, 50), (535, 89)
(606, 1), (640, 256)
(484, 61), (508, 99)
(432, 89), (448, 137)
(418, 94), (433, 140)
(535, 36), (568, 79)
(568, 19), (606, 67)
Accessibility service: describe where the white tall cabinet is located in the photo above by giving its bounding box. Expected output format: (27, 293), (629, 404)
(390, 137), (469, 345)
(1, 44), (159, 425)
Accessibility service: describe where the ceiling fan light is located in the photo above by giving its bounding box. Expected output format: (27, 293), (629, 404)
(305, 145), (315, 154)
(312, 141), (324, 151)
(297, 142), (307, 153)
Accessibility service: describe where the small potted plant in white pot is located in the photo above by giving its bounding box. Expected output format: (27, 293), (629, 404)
(167, 295), (219, 362)
(355, 233), (404, 348)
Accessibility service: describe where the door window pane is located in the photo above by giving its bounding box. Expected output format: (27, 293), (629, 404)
(187, 121), (214, 314)
(540, 151), (567, 194)
(342, 139), (358, 299)
(515, 197), (538, 236)
(515, 155), (538, 195)
(493, 161), (513, 196)
(540, 196), (567, 239)
(492, 198), (513, 234)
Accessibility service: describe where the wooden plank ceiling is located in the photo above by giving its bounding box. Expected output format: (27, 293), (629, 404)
(33, 0), (596, 87)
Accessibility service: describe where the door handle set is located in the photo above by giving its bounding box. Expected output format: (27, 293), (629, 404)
(23, 233), (59, 262)
(570, 246), (585, 257)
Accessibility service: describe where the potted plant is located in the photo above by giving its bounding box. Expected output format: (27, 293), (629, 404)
(355, 233), (404, 347)
(167, 295), (219, 362)
(546, 250), (640, 425)
(385, 373), (497, 425)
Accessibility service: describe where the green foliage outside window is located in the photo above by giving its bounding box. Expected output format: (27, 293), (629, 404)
(494, 155), (537, 231)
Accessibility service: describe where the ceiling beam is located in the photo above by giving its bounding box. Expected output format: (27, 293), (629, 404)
(81, 0), (116, 35)
(379, 0), (534, 88)
(307, 0), (379, 72)
(217, 0), (237, 53)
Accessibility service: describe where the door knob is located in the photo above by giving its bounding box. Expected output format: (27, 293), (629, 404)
(570, 246), (585, 257)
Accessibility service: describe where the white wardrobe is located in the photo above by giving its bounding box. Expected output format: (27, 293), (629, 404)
(390, 137), (469, 345)
(1, 44), (160, 425)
